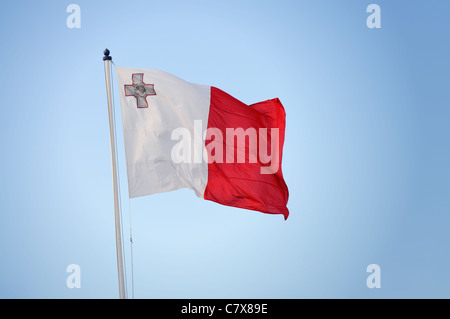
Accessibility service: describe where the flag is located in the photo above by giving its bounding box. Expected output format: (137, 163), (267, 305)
(116, 66), (289, 219)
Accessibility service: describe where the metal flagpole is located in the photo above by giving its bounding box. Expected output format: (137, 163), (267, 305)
(103, 48), (126, 299)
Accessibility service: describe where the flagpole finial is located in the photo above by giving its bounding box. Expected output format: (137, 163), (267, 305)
(103, 48), (112, 61)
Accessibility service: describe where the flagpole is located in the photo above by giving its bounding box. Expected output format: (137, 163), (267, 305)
(103, 48), (126, 299)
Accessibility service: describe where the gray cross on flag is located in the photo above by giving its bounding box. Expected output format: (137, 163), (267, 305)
(124, 73), (156, 108)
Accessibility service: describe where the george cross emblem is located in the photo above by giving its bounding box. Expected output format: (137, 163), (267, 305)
(124, 73), (156, 108)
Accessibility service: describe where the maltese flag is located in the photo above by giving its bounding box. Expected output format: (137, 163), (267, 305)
(116, 66), (289, 219)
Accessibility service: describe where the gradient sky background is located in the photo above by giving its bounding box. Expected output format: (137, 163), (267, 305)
(0, 0), (449, 298)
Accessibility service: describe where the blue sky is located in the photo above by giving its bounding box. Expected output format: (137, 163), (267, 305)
(0, 0), (449, 298)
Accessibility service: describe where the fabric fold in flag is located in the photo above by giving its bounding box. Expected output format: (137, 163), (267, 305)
(116, 66), (289, 219)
